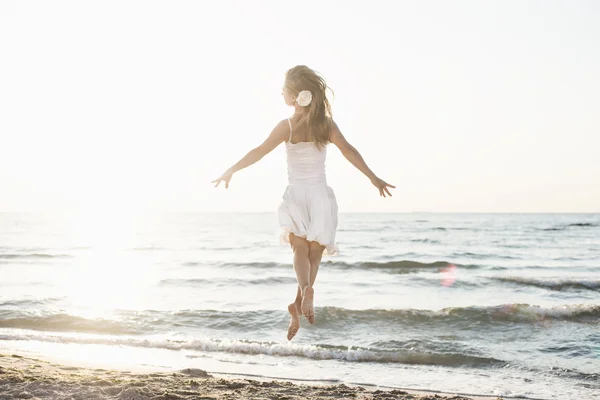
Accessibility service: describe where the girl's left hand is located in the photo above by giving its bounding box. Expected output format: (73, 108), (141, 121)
(371, 177), (395, 198)
(212, 170), (234, 189)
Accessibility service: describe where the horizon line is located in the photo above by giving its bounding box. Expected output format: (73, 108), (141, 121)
(1, 211), (599, 215)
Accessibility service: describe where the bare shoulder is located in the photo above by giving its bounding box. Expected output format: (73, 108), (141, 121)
(329, 119), (348, 146)
(257, 119), (291, 149)
(277, 118), (291, 130)
(329, 119), (341, 134)
(266, 119), (291, 139)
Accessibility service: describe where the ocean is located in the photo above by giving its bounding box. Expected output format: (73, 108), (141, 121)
(0, 212), (598, 399)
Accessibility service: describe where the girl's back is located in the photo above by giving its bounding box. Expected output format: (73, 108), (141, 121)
(285, 118), (328, 186)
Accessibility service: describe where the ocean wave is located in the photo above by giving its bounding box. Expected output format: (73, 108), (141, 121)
(215, 262), (282, 269)
(183, 260), (478, 273)
(2, 304), (596, 339)
(338, 228), (386, 232)
(320, 260), (475, 272)
(0, 298), (64, 307)
(409, 238), (442, 244)
(0, 332), (505, 368)
(540, 222), (599, 231)
(567, 222), (598, 228)
(0, 253), (72, 260)
(452, 252), (519, 260)
(0, 247), (49, 252)
(159, 276), (297, 287)
(432, 227), (470, 231)
(0, 313), (141, 335)
(323, 260), (478, 272)
(164, 304), (600, 327)
(126, 303), (600, 330)
(314, 304), (600, 325)
(492, 277), (600, 292)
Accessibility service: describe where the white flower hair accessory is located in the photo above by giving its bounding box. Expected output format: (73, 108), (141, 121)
(296, 90), (312, 107)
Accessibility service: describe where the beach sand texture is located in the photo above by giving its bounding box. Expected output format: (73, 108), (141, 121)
(0, 353), (502, 400)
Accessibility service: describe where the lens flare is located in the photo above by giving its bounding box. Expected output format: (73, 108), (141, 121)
(441, 264), (457, 287)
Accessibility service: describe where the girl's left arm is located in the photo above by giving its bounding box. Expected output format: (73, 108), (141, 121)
(212, 120), (289, 189)
(330, 120), (396, 198)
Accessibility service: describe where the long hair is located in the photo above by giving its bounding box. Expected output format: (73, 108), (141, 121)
(284, 65), (333, 149)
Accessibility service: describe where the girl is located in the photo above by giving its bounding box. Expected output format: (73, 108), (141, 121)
(213, 65), (395, 340)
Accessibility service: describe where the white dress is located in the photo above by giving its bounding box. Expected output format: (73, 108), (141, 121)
(278, 119), (339, 255)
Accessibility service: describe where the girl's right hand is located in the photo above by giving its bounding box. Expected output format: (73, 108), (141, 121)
(371, 177), (395, 198)
(212, 170), (234, 189)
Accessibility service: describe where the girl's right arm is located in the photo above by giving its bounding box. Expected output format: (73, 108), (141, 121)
(212, 120), (289, 189)
(330, 121), (395, 198)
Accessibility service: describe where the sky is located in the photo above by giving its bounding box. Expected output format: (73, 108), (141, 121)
(0, 0), (599, 213)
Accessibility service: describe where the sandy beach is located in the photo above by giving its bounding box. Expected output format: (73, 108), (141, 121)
(0, 353), (504, 400)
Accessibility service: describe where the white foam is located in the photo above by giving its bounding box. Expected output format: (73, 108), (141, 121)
(0, 329), (499, 366)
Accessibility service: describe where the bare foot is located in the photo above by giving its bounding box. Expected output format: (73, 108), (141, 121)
(287, 303), (300, 340)
(301, 286), (315, 324)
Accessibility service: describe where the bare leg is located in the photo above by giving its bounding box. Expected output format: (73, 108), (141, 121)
(308, 241), (325, 289)
(293, 285), (302, 313)
(302, 241), (325, 324)
(290, 233), (311, 289)
(292, 242), (324, 312)
(287, 234), (310, 340)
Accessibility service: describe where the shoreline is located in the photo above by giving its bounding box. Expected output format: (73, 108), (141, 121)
(0, 352), (507, 400)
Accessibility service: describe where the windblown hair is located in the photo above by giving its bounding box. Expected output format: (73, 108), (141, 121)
(284, 65), (333, 149)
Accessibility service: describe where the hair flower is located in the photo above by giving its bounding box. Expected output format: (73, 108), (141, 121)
(296, 90), (312, 107)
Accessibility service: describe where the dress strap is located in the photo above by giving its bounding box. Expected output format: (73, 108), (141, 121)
(287, 118), (293, 143)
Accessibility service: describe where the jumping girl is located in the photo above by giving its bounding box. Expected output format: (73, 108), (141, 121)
(213, 65), (395, 340)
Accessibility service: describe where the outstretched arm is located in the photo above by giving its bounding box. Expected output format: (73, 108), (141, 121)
(213, 120), (289, 188)
(330, 121), (395, 197)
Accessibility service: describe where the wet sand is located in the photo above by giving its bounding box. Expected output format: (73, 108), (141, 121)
(0, 353), (503, 400)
